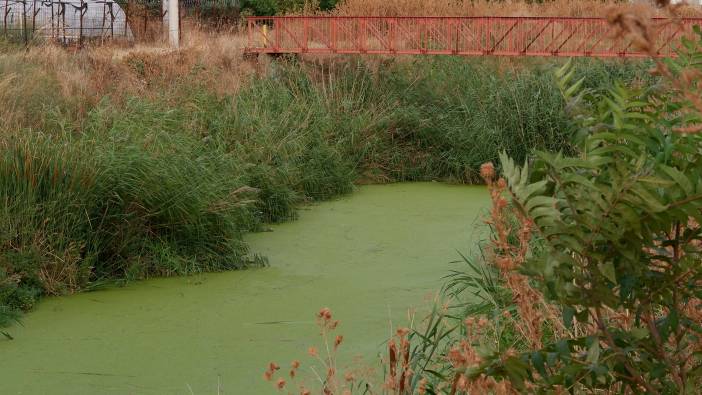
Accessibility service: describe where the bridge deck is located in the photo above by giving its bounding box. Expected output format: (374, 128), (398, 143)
(245, 16), (702, 58)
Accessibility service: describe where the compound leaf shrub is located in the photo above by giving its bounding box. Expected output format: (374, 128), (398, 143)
(257, 24), (702, 395)
(481, 33), (702, 392)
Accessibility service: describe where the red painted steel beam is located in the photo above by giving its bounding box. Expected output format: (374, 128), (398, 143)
(244, 16), (702, 58)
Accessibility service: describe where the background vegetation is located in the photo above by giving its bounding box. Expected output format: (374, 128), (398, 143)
(236, 0), (702, 17)
(0, 35), (654, 331)
(403, 37), (702, 391)
(263, 27), (702, 395)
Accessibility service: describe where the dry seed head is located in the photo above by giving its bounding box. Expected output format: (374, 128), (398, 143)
(318, 307), (333, 321)
(417, 378), (428, 394)
(496, 257), (512, 271)
(291, 360), (300, 369)
(480, 162), (495, 180)
(385, 376), (397, 389)
(505, 348), (518, 358)
(388, 339), (398, 379)
(403, 368), (415, 384)
(396, 327), (410, 338)
(308, 347), (318, 357)
(344, 371), (355, 382)
(457, 374), (469, 391)
(448, 347), (467, 368)
(334, 335), (344, 349)
(276, 378), (286, 390)
(478, 317), (488, 328)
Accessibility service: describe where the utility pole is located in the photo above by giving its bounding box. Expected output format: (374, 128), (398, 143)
(168, 0), (178, 48)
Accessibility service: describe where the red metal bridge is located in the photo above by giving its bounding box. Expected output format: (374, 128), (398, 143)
(245, 16), (702, 58)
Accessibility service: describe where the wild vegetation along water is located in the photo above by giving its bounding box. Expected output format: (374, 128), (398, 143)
(0, 183), (488, 394)
(1, 49), (654, 326)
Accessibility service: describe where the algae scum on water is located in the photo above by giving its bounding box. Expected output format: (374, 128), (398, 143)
(0, 183), (487, 394)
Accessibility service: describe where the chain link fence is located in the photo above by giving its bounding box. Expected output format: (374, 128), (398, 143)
(0, 0), (241, 44)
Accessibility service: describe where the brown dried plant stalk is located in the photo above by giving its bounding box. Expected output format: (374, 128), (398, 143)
(264, 308), (359, 395)
(480, 162), (568, 349)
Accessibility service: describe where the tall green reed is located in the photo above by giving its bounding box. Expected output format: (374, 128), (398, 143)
(0, 53), (655, 330)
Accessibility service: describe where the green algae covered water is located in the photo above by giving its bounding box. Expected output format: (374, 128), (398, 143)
(0, 183), (487, 394)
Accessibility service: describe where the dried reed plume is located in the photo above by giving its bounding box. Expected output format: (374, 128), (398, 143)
(481, 162), (567, 349)
(264, 308), (361, 394)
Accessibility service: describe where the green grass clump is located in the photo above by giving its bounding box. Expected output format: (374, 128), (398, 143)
(0, 53), (655, 329)
(221, 57), (653, 183)
(0, 131), (261, 320)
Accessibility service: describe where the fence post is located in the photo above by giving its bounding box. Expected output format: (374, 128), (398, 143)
(124, 0), (129, 39)
(79, 0), (84, 47)
(142, 0), (147, 41)
(49, 0), (54, 38)
(109, 2), (114, 38)
(168, 0), (178, 47)
(3, 0), (7, 34)
(162, 0), (168, 41)
(61, 1), (66, 43)
(31, 0), (36, 33)
(22, 0), (27, 45)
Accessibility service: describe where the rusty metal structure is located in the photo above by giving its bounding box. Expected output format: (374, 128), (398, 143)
(245, 16), (702, 58)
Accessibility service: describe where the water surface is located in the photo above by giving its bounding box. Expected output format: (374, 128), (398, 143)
(0, 183), (487, 394)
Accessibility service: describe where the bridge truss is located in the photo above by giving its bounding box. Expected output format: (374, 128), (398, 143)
(245, 16), (702, 58)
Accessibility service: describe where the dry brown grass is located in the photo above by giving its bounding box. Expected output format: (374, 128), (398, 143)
(0, 30), (255, 131)
(95, 28), (253, 98)
(331, 0), (702, 18)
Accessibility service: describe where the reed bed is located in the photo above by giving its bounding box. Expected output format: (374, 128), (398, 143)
(0, 35), (655, 328)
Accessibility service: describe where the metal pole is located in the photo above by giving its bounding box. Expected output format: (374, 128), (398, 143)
(108, 2), (114, 38)
(142, 0), (146, 41)
(50, 0), (54, 39)
(2, 0), (7, 34)
(22, 0), (27, 44)
(31, 0), (36, 34)
(79, 0), (84, 47)
(123, 0), (128, 38)
(161, 0), (167, 40)
(61, 1), (66, 43)
(168, 0), (177, 47)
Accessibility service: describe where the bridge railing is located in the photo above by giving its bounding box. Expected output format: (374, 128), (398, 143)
(245, 16), (702, 57)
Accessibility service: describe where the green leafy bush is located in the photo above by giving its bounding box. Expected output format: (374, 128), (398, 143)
(239, 0), (330, 15)
(416, 31), (702, 394)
